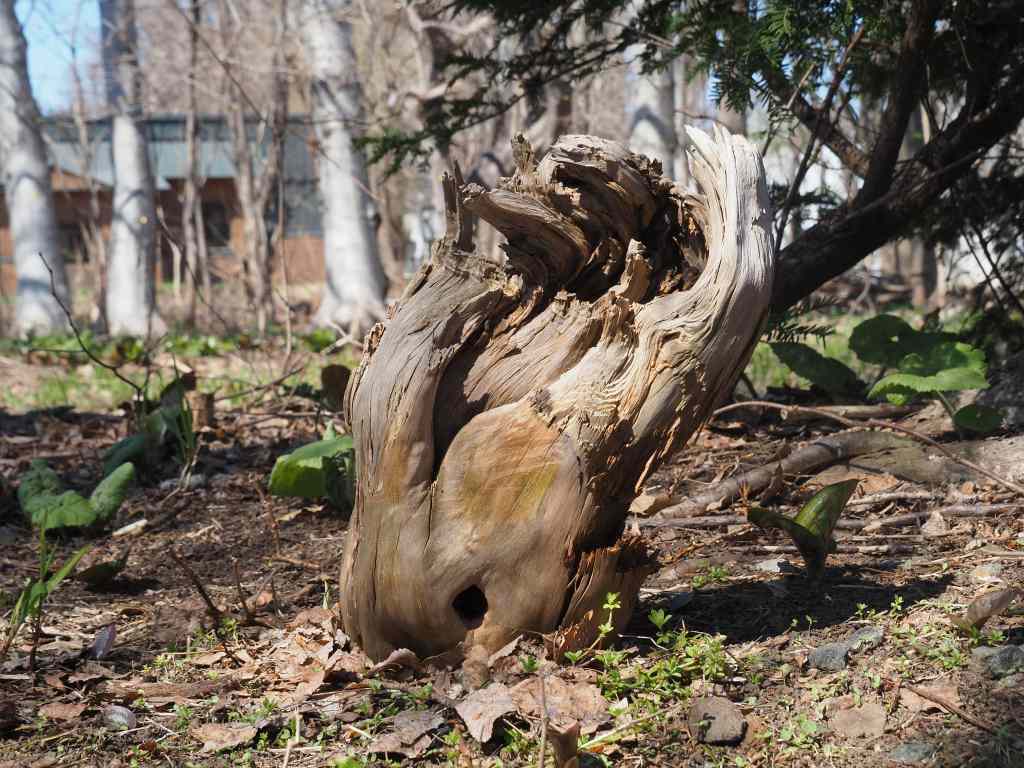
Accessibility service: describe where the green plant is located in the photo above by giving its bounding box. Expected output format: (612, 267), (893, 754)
(691, 565), (730, 589)
(1, 528), (89, 662)
(748, 479), (859, 578)
(268, 423), (355, 512)
(519, 654), (538, 673)
(18, 459), (135, 533)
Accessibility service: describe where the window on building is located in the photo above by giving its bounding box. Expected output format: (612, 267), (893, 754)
(58, 224), (88, 264)
(201, 201), (230, 248)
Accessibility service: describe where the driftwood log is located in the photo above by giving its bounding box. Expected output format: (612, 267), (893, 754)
(339, 128), (776, 661)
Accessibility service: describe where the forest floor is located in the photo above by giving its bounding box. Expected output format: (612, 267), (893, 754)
(0, 342), (1022, 768)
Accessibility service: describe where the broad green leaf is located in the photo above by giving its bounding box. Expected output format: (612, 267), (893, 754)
(850, 314), (954, 367)
(869, 366), (989, 402)
(953, 404), (1004, 435)
(102, 434), (147, 477)
(28, 491), (98, 532)
(89, 463), (136, 520)
(849, 315), (918, 366)
(748, 479), (859, 578)
(269, 429), (354, 504)
(17, 460), (64, 512)
(769, 342), (864, 397)
(898, 341), (986, 378)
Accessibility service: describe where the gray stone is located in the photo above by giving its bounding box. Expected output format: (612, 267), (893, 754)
(809, 642), (850, 672)
(754, 557), (784, 574)
(981, 645), (1024, 679)
(846, 625), (884, 654)
(889, 741), (937, 764)
(687, 696), (747, 745)
(997, 672), (1023, 690)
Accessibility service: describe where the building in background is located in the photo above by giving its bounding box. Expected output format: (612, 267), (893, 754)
(0, 114), (324, 298)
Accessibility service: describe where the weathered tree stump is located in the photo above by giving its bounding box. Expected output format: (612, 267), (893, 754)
(340, 127), (776, 661)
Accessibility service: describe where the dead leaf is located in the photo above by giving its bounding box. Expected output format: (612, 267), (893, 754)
(899, 681), (962, 713)
(67, 662), (116, 685)
(191, 723), (258, 753)
(43, 674), (66, 690)
(920, 510), (948, 538)
(953, 588), (1020, 632)
(288, 606), (335, 632)
(38, 702), (87, 722)
(488, 636), (520, 666)
(369, 647), (421, 676)
(84, 624), (117, 660)
(190, 651), (226, 667)
(462, 644), (490, 690)
(455, 682), (516, 742)
(830, 702), (885, 739)
(368, 710), (444, 757)
(510, 676), (610, 734)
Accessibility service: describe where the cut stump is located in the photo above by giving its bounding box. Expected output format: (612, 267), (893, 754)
(340, 128), (776, 661)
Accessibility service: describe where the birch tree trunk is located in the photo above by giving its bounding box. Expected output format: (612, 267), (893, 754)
(100, 0), (165, 336)
(625, 40), (676, 174)
(340, 128), (776, 661)
(0, 0), (70, 336)
(300, 0), (387, 335)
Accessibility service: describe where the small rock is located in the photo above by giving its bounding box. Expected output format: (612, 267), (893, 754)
(687, 696), (747, 745)
(809, 642), (849, 672)
(997, 672), (1023, 690)
(754, 558), (784, 574)
(157, 474), (207, 491)
(846, 625), (884, 654)
(889, 741), (937, 764)
(831, 702), (885, 739)
(980, 645), (1024, 679)
(970, 563), (1004, 584)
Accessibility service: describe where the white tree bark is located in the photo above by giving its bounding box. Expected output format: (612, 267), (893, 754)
(0, 0), (70, 335)
(300, 0), (387, 334)
(99, 0), (164, 336)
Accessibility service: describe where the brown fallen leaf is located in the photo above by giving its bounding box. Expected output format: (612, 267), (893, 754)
(920, 510), (948, 538)
(455, 682), (516, 742)
(190, 722), (258, 753)
(830, 702), (885, 739)
(368, 709), (444, 758)
(899, 681), (962, 713)
(462, 644), (491, 690)
(369, 647), (421, 676)
(953, 588), (1020, 632)
(510, 676), (610, 734)
(38, 702), (87, 722)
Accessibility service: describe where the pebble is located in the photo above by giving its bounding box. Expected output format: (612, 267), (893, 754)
(157, 474), (207, 491)
(754, 558), (784, 574)
(889, 741), (937, 764)
(846, 625), (885, 653)
(808, 642), (850, 672)
(687, 696), (747, 745)
(980, 645), (1024, 679)
(970, 563), (1004, 584)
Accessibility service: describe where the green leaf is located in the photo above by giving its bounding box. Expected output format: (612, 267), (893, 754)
(28, 491), (98, 532)
(869, 366), (988, 402)
(953, 404), (1004, 435)
(769, 342), (864, 397)
(89, 463), (136, 521)
(45, 545), (91, 596)
(102, 434), (147, 477)
(898, 341), (986, 378)
(748, 479), (859, 578)
(849, 315), (918, 366)
(268, 431), (354, 504)
(17, 460), (64, 513)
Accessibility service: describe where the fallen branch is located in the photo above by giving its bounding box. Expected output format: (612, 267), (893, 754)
(712, 401), (1024, 498)
(642, 503), (1021, 531)
(656, 430), (906, 517)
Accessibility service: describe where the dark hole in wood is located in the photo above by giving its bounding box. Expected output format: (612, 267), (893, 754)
(452, 585), (488, 629)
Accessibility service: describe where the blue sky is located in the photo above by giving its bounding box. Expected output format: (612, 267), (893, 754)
(17, 0), (100, 114)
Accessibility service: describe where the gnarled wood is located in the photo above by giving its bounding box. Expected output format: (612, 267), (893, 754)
(340, 127), (776, 661)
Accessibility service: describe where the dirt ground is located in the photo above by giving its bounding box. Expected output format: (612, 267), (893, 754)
(1, 352), (1022, 768)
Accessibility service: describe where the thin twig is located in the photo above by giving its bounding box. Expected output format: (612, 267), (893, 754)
(712, 401), (1024, 497)
(168, 549), (243, 665)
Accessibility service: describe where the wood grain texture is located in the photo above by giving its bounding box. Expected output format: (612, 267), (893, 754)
(340, 127), (776, 661)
